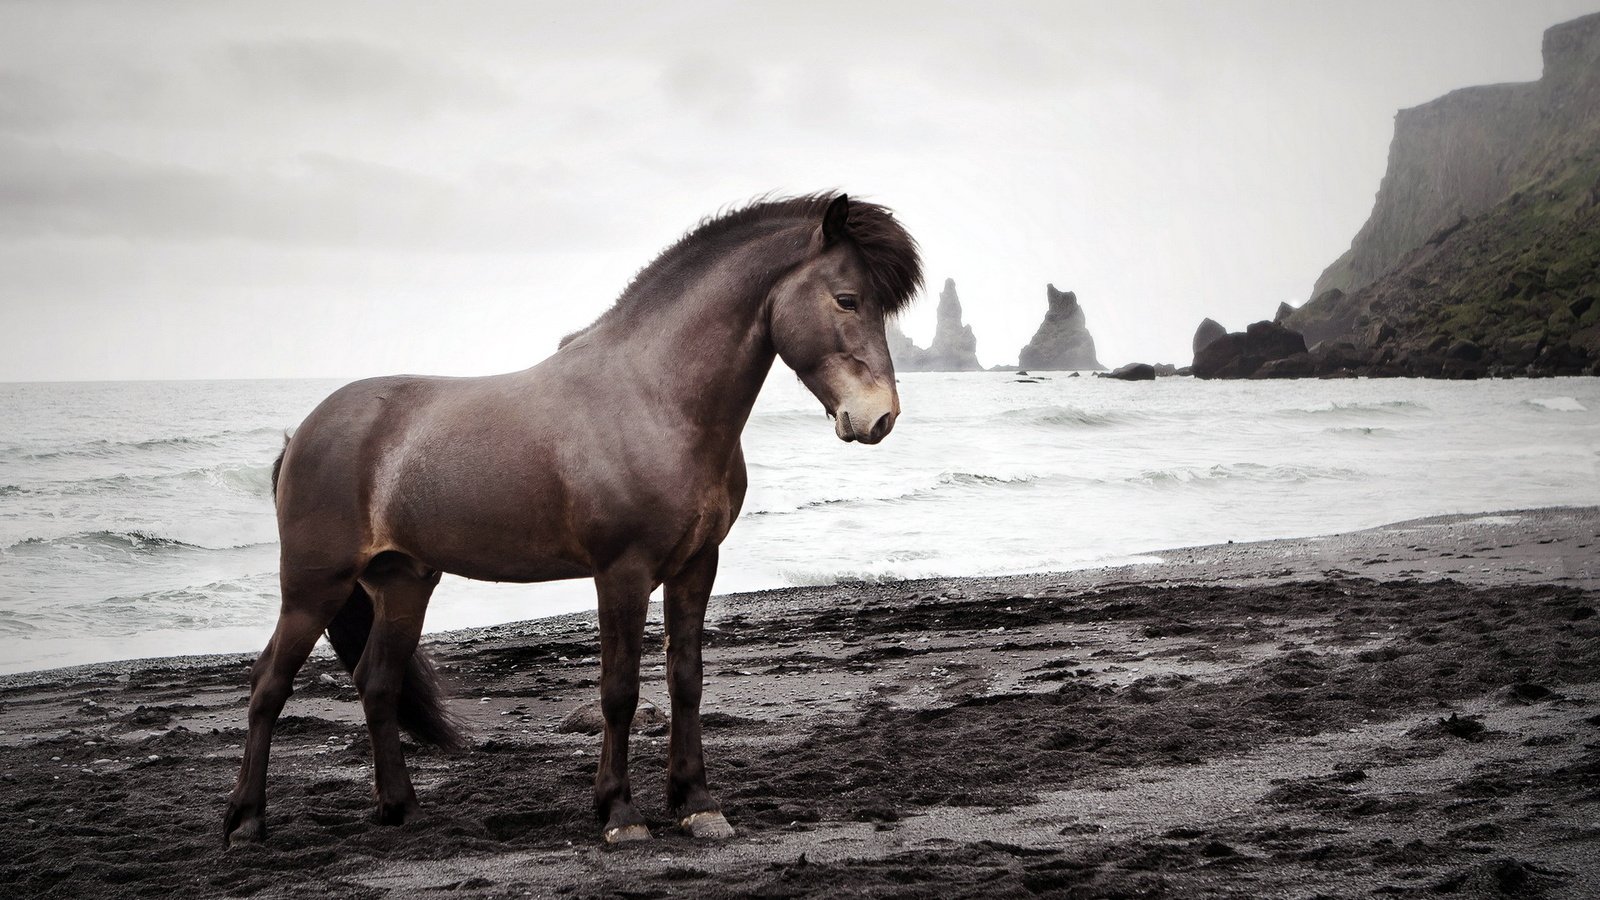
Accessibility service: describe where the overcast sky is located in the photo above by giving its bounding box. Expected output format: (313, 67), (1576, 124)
(2, 0), (1596, 380)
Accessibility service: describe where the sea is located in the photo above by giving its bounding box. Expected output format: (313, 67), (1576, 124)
(2, 373), (1597, 675)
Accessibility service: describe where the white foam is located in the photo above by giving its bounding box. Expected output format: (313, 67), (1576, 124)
(1467, 515), (1524, 526)
(1528, 396), (1587, 412)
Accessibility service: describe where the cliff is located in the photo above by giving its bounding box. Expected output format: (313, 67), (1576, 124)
(1284, 11), (1600, 373)
(1018, 284), (1103, 370)
(888, 278), (983, 371)
(1304, 13), (1600, 313)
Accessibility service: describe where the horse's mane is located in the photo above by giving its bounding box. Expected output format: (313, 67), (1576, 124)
(560, 193), (922, 348)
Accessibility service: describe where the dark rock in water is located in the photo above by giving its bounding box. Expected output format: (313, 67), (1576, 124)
(1104, 362), (1156, 381)
(887, 278), (983, 371)
(1245, 320), (1309, 359)
(1192, 318), (1227, 359)
(1018, 284), (1103, 370)
(1273, 301), (1296, 324)
(1152, 363), (1178, 377)
(1252, 353), (1315, 379)
(1308, 341), (1372, 376)
(1193, 321), (1309, 379)
(1446, 339), (1484, 361)
(1193, 334), (1252, 379)
(1175, 365), (1193, 376)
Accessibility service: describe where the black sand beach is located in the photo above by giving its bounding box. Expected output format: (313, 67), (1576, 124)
(2, 508), (1597, 898)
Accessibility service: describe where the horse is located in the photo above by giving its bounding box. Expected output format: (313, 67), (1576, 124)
(223, 193), (922, 845)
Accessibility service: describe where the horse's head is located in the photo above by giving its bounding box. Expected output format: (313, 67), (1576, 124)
(769, 195), (920, 445)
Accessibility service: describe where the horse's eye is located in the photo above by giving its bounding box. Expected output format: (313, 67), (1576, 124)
(835, 294), (859, 311)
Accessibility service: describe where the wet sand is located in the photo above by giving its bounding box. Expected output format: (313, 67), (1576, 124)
(2, 507), (1597, 898)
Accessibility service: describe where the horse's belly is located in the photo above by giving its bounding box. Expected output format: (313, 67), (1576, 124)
(426, 551), (593, 585)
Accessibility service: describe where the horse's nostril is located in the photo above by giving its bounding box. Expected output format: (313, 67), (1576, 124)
(870, 412), (893, 441)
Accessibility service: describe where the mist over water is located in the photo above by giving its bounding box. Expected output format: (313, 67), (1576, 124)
(2, 374), (1597, 674)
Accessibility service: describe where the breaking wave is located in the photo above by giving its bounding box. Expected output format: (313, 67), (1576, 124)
(997, 405), (1146, 428)
(1128, 463), (1365, 488)
(11, 427), (284, 461)
(5, 530), (271, 555)
(1278, 400), (1426, 418)
(1525, 396), (1586, 412)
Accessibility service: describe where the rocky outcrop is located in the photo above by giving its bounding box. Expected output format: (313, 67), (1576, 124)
(1104, 362), (1156, 381)
(1192, 318), (1227, 359)
(887, 278), (983, 371)
(1192, 321), (1308, 379)
(1018, 285), (1103, 370)
(1273, 302), (1296, 324)
(1287, 11), (1600, 374)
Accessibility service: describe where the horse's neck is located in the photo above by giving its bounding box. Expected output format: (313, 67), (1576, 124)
(594, 254), (786, 453)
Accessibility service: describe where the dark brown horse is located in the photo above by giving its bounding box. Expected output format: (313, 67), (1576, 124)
(224, 194), (921, 845)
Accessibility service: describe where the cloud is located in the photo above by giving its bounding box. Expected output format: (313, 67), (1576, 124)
(218, 37), (510, 118)
(0, 36), (509, 135)
(0, 137), (623, 251)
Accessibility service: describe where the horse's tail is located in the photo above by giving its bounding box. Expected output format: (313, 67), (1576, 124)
(270, 433), (290, 508)
(324, 586), (469, 751)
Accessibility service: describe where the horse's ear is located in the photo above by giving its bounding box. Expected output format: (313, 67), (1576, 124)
(821, 194), (850, 245)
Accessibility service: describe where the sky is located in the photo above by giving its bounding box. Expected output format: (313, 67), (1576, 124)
(2, 0), (1597, 380)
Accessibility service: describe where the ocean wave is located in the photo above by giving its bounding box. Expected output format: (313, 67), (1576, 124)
(6, 463), (276, 500)
(748, 411), (833, 427)
(997, 405), (1143, 428)
(1525, 396), (1587, 412)
(7, 530), (204, 554)
(747, 470), (1041, 516)
(1279, 400), (1425, 418)
(1129, 463), (1364, 487)
(1322, 426), (1393, 437)
(4, 530), (271, 555)
(13, 426), (285, 461)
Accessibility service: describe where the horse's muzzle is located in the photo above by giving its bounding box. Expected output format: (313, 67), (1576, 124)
(834, 408), (896, 444)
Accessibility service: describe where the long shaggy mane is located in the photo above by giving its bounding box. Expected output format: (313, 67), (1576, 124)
(560, 193), (922, 348)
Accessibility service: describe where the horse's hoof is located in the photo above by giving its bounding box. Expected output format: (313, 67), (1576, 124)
(373, 799), (418, 826)
(223, 802), (265, 847)
(680, 811), (735, 839)
(225, 817), (265, 847)
(603, 823), (652, 844)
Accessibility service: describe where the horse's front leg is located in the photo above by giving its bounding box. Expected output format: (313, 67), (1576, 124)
(593, 557), (653, 842)
(664, 547), (735, 838)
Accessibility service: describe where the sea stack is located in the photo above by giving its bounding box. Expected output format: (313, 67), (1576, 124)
(887, 278), (983, 371)
(1018, 284), (1103, 370)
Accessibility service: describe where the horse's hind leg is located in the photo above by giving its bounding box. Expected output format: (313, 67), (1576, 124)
(664, 547), (734, 839)
(224, 570), (354, 845)
(352, 553), (440, 824)
(593, 556), (653, 842)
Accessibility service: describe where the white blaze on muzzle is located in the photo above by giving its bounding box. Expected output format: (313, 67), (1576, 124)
(831, 386), (898, 444)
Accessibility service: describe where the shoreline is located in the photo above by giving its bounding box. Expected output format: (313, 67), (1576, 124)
(5, 505), (1594, 687)
(2, 507), (1597, 898)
